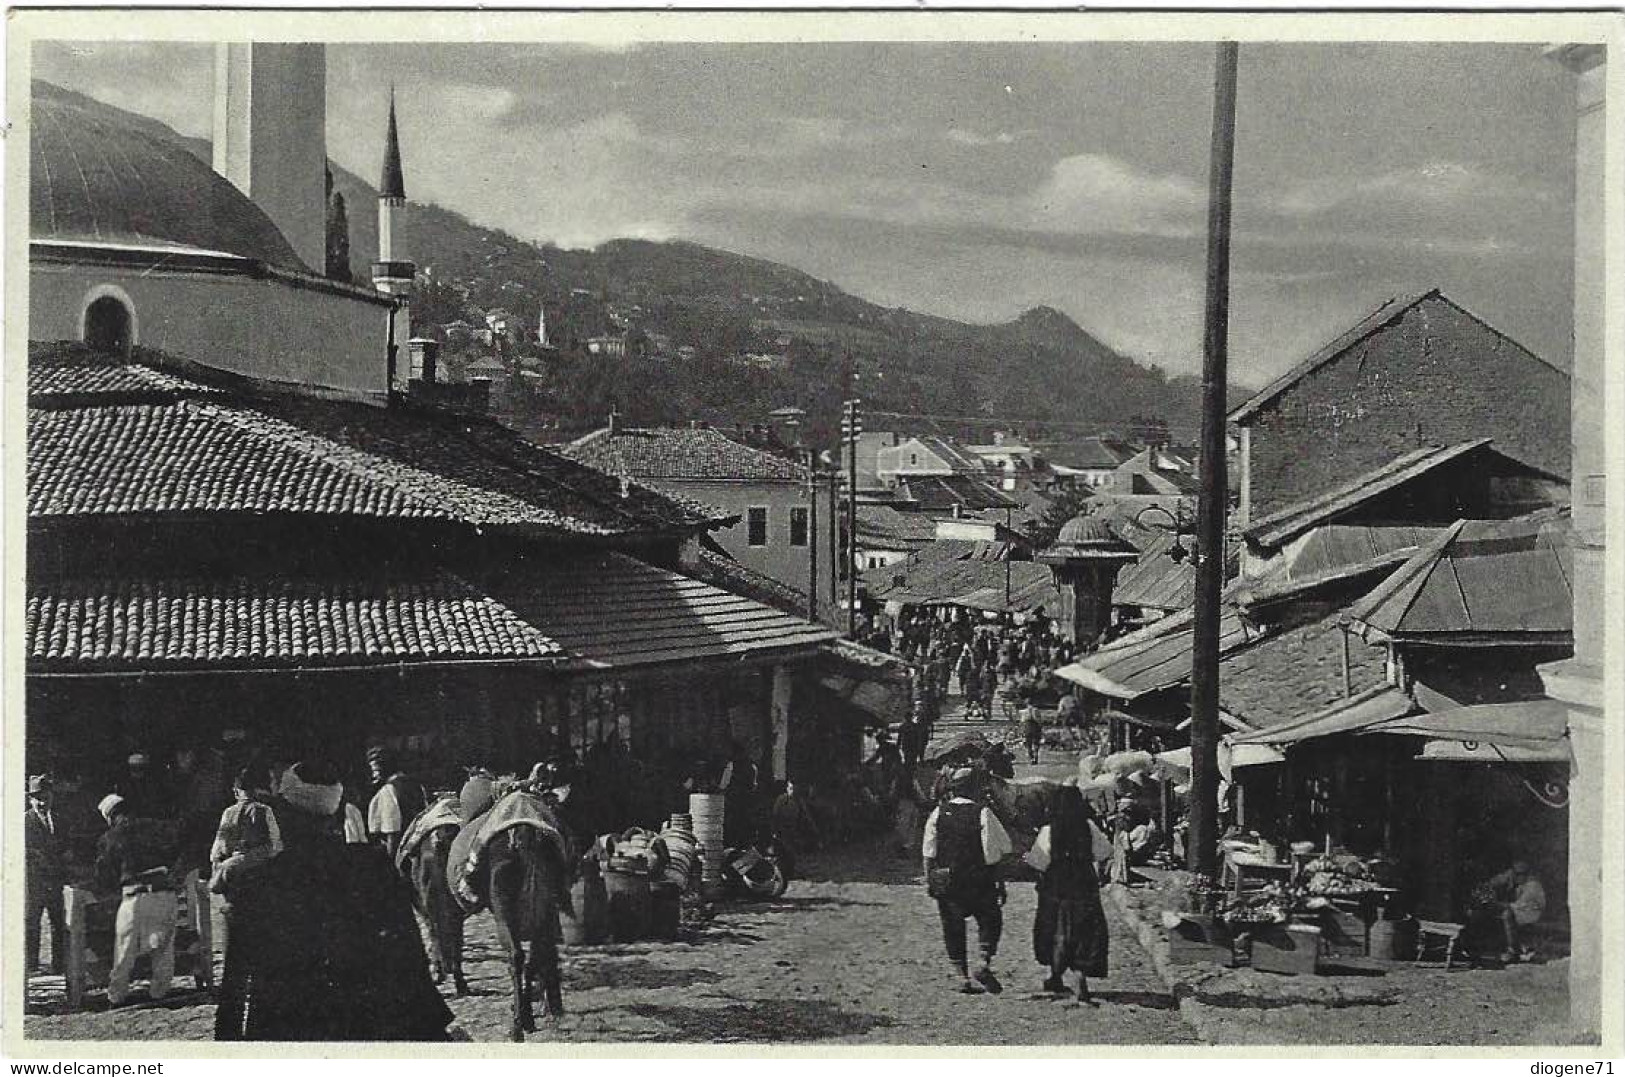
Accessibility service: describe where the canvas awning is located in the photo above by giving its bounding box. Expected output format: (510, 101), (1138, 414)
(1370, 698), (1569, 751)
(1156, 743), (1285, 771)
(1229, 686), (1415, 746)
(1416, 739), (1571, 763)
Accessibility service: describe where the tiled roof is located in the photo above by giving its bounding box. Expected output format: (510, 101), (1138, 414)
(1216, 612), (1390, 730)
(1038, 437), (1137, 471)
(29, 344), (222, 402)
(563, 426), (806, 483)
(895, 474), (1017, 512)
(856, 504), (937, 549)
(27, 573), (566, 670)
(27, 344), (716, 537)
(1344, 510), (1573, 641)
(913, 436), (990, 474)
(491, 552), (836, 669)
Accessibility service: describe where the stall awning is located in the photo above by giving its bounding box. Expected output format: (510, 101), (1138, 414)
(1229, 686), (1415, 746)
(1371, 698), (1570, 752)
(814, 639), (913, 723)
(1156, 743), (1284, 771)
(1416, 739), (1571, 764)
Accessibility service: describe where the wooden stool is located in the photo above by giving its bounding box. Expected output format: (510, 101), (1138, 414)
(1413, 920), (1464, 970)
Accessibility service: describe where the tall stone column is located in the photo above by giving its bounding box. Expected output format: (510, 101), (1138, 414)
(1540, 42), (1606, 1041)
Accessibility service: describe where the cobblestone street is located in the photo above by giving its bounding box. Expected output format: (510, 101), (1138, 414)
(24, 831), (1194, 1046)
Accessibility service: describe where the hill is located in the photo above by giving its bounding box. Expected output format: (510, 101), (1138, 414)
(36, 81), (1242, 446)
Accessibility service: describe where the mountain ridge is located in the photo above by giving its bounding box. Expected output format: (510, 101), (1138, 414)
(33, 79), (1239, 444)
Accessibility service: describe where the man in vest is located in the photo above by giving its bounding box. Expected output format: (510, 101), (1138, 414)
(365, 747), (428, 860)
(921, 767), (1012, 994)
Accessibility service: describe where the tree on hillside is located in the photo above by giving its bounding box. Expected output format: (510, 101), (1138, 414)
(1023, 485), (1095, 550)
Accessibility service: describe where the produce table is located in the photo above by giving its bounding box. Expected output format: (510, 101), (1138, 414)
(1222, 850), (1293, 898)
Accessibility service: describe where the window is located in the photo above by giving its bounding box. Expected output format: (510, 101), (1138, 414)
(789, 507), (809, 547)
(909, 453), (919, 466)
(747, 507), (768, 546)
(84, 295), (134, 355)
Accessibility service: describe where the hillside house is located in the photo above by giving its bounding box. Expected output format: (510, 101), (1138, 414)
(563, 423), (839, 613)
(1036, 436), (1137, 489)
(1228, 289), (1571, 524)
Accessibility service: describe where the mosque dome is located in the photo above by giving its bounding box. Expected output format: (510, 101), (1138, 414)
(30, 81), (310, 273)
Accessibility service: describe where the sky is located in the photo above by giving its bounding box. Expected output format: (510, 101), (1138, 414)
(32, 39), (1580, 386)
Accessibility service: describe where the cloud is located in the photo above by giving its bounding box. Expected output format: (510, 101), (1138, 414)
(1021, 153), (1205, 236)
(944, 127), (1030, 147)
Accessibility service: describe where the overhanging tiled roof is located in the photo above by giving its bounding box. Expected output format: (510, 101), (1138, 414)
(28, 343), (716, 537)
(857, 504), (938, 549)
(491, 552), (836, 670)
(27, 573), (567, 671)
(1343, 510), (1573, 642)
(564, 426), (805, 483)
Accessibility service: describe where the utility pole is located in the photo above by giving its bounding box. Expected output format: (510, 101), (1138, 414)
(806, 448), (819, 623)
(841, 398), (862, 636)
(1189, 41), (1238, 879)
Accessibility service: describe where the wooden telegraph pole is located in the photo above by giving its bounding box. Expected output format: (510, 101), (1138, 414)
(1189, 41), (1238, 878)
(842, 399), (862, 636)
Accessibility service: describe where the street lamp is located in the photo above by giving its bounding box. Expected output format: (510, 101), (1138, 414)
(1131, 503), (1198, 565)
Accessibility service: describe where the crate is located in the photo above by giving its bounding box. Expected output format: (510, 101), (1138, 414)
(1251, 923), (1321, 976)
(1165, 913), (1238, 967)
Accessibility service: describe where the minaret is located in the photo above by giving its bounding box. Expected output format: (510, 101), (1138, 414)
(371, 89), (417, 379)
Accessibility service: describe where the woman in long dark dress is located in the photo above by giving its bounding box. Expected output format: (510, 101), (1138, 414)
(1032, 784), (1109, 1000)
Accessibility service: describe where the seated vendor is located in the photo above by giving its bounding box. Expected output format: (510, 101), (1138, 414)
(1485, 860), (1547, 963)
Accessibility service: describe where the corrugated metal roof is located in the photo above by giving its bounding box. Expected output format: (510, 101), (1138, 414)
(27, 572), (567, 671)
(1345, 510), (1573, 641)
(1055, 606), (1260, 700)
(492, 552), (836, 670)
(894, 474), (1018, 512)
(1110, 535), (1197, 612)
(1275, 524), (1442, 581)
(1244, 440), (1498, 549)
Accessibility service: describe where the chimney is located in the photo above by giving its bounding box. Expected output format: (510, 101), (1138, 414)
(608, 409), (620, 435)
(407, 338), (440, 384)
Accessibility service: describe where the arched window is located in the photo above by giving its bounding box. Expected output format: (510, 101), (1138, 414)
(83, 295), (134, 355)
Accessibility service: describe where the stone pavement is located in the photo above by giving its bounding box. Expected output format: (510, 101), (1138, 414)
(24, 836), (1193, 1046)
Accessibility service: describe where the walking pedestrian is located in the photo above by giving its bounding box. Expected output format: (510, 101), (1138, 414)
(922, 767), (1011, 994)
(1030, 785), (1109, 1001)
(214, 759), (453, 1041)
(1021, 702), (1044, 765)
(93, 794), (180, 1006)
(25, 775), (67, 974)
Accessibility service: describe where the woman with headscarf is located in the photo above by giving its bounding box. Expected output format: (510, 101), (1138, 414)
(1030, 784), (1109, 1001)
(214, 759), (453, 1041)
